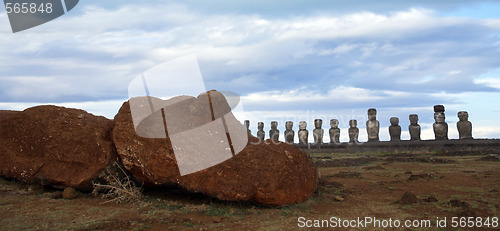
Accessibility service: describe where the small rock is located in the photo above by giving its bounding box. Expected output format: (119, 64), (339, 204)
(400, 192), (418, 205)
(333, 196), (344, 202)
(47, 191), (63, 199)
(408, 173), (433, 181)
(479, 154), (500, 161)
(449, 199), (470, 209)
(213, 217), (222, 223)
(62, 187), (78, 199)
(424, 195), (438, 203)
(457, 209), (476, 217)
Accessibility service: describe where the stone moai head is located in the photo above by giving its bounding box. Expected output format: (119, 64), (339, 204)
(409, 114), (419, 125)
(368, 108), (377, 121)
(314, 119), (322, 128)
(390, 117), (399, 126)
(271, 121), (278, 129)
(330, 119), (339, 128)
(258, 122), (264, 130)
(299, 121), (307, 130)
(349, 119), (357, 128)
(244, 120), (250, 129)
(458, 111), (469, 121)
(433, 105), (446, 123)
(285, 121), (293, 130)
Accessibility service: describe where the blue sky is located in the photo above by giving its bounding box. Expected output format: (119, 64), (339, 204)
(1, 0), (499, 142)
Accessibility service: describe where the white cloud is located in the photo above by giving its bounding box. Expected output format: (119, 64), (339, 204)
(242, 86), (389, 106)
(0, 99), (126, 119)
(1, 2), (500, 139)
(474, 78), (500, 89)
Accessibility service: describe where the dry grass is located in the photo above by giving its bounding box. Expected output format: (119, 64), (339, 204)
(92, 162), (143, 204)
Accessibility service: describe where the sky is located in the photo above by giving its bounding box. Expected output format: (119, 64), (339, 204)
(1, 0), (499, 142)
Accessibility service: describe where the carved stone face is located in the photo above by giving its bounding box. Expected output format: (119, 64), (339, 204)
(434, 112), (445, 123)
(285, 121), (293, 130)
(330, 119), (339, 128)
(390, 117), (399, 126)
(409, 114), (418, 125)
(299, 121), (307, 130)
(258, 122), (264, 130)
(368, 108), (377, 121)
(458, 111), (468, 121)
(314, 119), (322, 128)
(271, 121), (278, 129)
(349, 119), (357, 128)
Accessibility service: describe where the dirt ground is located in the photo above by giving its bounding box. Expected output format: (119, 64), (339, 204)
(1, 152), (498, 230)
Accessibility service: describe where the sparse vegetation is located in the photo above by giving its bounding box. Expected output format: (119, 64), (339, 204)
(1, 152), (498, 230)
(92, 162), (143, 204)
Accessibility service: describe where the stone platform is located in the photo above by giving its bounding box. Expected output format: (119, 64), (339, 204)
(296, 139), (500, 154)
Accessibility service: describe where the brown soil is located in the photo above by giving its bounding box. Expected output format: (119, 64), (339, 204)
(1, 152), (498, 230)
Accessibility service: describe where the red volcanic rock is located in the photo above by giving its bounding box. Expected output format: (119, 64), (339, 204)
(181, 136), (319, 205)
(0, 105), (117, 191)
(112, 91), (318, 206)
(0, 110), (20, 122)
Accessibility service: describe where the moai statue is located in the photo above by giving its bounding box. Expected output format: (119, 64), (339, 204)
(244, 120), (251, 135)
(408, 114), (421, 141)
(389, 117), (401, 142)
(298, 121), (309, 144)
(329, 119), (341, 144)
(313, 119), (324, 144)
(348, 119), (359, 143)
(257, 122), (265, 140)
(366, 108), (380, 142)
(284, 121), (295, 144)
(269, 121), (279, 141)
(457, 111), (473, 139)
(433, 105), (448, 140)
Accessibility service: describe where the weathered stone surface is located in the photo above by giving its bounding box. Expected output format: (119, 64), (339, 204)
(269, 121), (279, 141)
(408, 114), (421, 141)
(0, 110), (19, 122)
(313, 119), (323, 145)
(433, 105), (448, 140)
(257, 122), (265, 140)
(400, 192), (418, 204)
(457, 111), (473, 139)
(284, 121), (294, 144)
(0, 105), (117, 191)
(366, 108), (380, 142)
(298, 121), (308, 144)
(329, 119), (340, 144)
(244, 120), (251, 135)
(389, 117), (401, 142)
(348, 119), (359, 144)
(112, 94), (318, 206)
(62, 187), (78, 199)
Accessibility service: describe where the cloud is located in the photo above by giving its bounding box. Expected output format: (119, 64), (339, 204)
(1, 1), (500, 143)
(474, 78), (500, 89)
(240, 85), (448, 112)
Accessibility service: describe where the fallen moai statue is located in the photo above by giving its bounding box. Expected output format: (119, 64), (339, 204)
(0, 105), (118, 191)
(113, 90), (318, 206)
